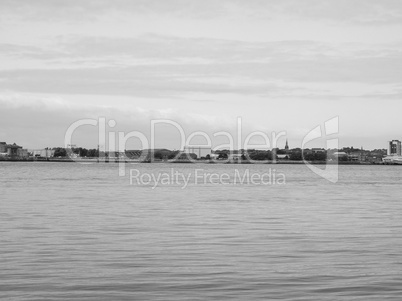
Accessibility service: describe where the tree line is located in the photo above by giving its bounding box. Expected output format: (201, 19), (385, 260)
(52, 147), (331, 161)
(53, 147), (99, 157)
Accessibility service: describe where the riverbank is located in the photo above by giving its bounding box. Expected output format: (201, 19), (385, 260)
(0, 157), (388, 165)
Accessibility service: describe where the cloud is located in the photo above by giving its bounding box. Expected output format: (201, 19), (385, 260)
(1, 1), (401, 151)
(1, 35), (401, 99)
(27, 34), (402, 63)
(3, 36), (329, 65)
(2, 91), (401, 150)
(0, 53), (401, 98)
(0, 94), (242, 149)
(2, 0), (402, 25)
(268, 0), (402, 25)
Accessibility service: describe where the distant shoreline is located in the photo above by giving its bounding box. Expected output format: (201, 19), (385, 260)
(0, 158), (391, 165)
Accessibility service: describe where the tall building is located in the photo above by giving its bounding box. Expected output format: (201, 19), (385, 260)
(285, 139), (289, 151)
(388, 140), (402, 156)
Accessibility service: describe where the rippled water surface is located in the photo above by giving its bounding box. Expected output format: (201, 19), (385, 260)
(1, 162), (402, 300)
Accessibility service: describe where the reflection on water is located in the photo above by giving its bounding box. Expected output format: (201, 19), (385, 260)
(1, 162), (402, 300)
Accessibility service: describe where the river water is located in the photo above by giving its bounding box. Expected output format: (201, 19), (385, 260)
(1, 162), (402, 300)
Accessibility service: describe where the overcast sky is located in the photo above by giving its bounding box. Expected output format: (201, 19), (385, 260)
(1, 0), (402, 150)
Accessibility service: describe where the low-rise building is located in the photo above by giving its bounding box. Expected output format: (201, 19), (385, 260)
(312, 148), (326, 154)
(184, 146), (211, 158)
(176, 152), (197, 160)
(383, 155), (402, 164)
(348, 152), (367, 162)
(0, 142), (7, 153)
(31, 149), (55, 158)
(0, 142), (29, 158)
(333, 151), (347, 157)
(18, 149), (29, 158)
(228, 153), (243, 161)
(5, 143), (22, 158)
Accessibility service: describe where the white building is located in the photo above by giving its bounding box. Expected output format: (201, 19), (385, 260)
(383, 155), (402, 164)
(228, 153), (243, 161)
(32, 149), (55, 158)
(18, 149), (29, 158)
(184, 146), (211, 158)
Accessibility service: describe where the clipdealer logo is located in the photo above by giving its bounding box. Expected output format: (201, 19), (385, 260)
(302, 116), (339, 183)
(64, 116), (339, 184)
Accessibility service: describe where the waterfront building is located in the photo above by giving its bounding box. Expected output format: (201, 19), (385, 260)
(18, 149), (29, 158)
(32, 149), (55, 158)
(5, 143), (22, 158)
(312, 148), (326, 153)
(184, 146), (211, 158)
(176, 152), (197, 160)
(0, 142), (6, 153)
(348, 152), (362, 162)
(383, 155), (402, 164)
(388, 140), (401, 156)
(0, 142), (29, 158)
(228, 153), (243, 161)
(209, 153), (219, 160)
(383, 140), (402, 164)
(367, 150), (386, 163)
(333, 151), (348, 158)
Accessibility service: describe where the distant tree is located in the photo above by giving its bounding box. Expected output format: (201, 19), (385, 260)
(290, 151), (302, 161)
(87, 149), (98, 157)
(53, 147), (67, 157)
(168, 151), (180, 159)
(303, 151), (314, 161)
(248, 151), (270, 161)
(303, 151), (327, 161)
(218, 153), (228, 160)
(79, 148), (88, 157)
(314, 152), (327, 161)
(154, 151), (163, 160)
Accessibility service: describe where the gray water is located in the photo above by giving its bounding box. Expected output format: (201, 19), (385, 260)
(1, 162), (402, 300)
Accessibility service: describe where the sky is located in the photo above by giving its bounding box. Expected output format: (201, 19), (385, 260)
(1, 0), (402, 150)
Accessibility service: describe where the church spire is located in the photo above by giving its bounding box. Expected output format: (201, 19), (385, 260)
(285, 139), (289, 151)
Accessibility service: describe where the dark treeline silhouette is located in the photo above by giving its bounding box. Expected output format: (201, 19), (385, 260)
(50, 146), (387, 162)
(53, 147), (99, 158)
